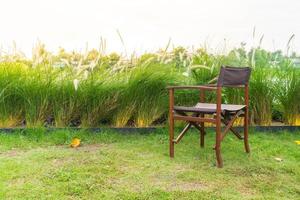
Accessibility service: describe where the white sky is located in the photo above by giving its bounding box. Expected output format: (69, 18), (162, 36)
(0, 0), (299, 57)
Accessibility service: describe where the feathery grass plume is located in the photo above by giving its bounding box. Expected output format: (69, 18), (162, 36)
(190, 48), (220, 84)
(116, 29), (127, 57)
(258, 34), (264, 49)
(286, 34), (295, 56)
(32, 40), (53, 66)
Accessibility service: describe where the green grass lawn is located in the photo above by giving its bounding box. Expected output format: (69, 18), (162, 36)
(0, 128), (299, 199)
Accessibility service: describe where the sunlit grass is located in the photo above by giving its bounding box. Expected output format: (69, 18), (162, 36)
(0, 129), (299, 199)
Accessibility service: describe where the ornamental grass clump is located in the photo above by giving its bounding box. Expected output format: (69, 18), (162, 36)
(0, 62), (27, 127)
(275, 61), (300, 125)
(249, 67), (275, 125)
(113, 62), (182, 127)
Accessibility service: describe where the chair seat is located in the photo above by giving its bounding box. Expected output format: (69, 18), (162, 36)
(174, 103), (246, 114)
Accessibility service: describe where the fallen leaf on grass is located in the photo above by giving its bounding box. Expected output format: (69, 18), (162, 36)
(70, 138), (81, 148)
(274, 157), (283, 162)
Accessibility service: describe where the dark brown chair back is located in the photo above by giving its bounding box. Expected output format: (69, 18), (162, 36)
(217, 66), (251, 87)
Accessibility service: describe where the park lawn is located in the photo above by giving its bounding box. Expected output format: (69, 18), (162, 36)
(0, 128), (299, 199)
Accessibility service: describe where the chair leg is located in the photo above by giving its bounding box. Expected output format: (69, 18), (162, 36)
(215, 118), (223, 168)
(200, 121), (205, 148)
(244, 112), (250, 153)
(169, 114), (175, 158)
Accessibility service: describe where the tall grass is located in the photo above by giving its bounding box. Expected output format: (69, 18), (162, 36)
(250, 67), (275, 125)
(0, 63), (26, 127)
(0, 43), (299, 127)
(274, 59), (300, 125)
(113, 62), (182, 127)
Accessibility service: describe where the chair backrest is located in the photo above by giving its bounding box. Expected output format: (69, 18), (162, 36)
(217, 66), (251, 87)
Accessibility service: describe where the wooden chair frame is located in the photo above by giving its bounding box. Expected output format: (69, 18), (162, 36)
(167, 84), (250, 168)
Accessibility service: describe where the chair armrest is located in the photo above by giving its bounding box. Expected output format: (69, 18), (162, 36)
(166, 85), (217, 91)
(167, 85), (221, 111)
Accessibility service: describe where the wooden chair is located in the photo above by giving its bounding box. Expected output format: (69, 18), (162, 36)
(167, 66), (251, 168)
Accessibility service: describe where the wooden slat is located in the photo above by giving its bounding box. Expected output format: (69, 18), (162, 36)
(169, 88), (175, 158)
(175, 111), (205, 133)
(173, 115), (216, 123)
(173, 123), (192, 144)
(221, 111), (242, 141)
(167, 85), (217, 91)
(221, 111), (244, 140)
(244, 84), (250, 153)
